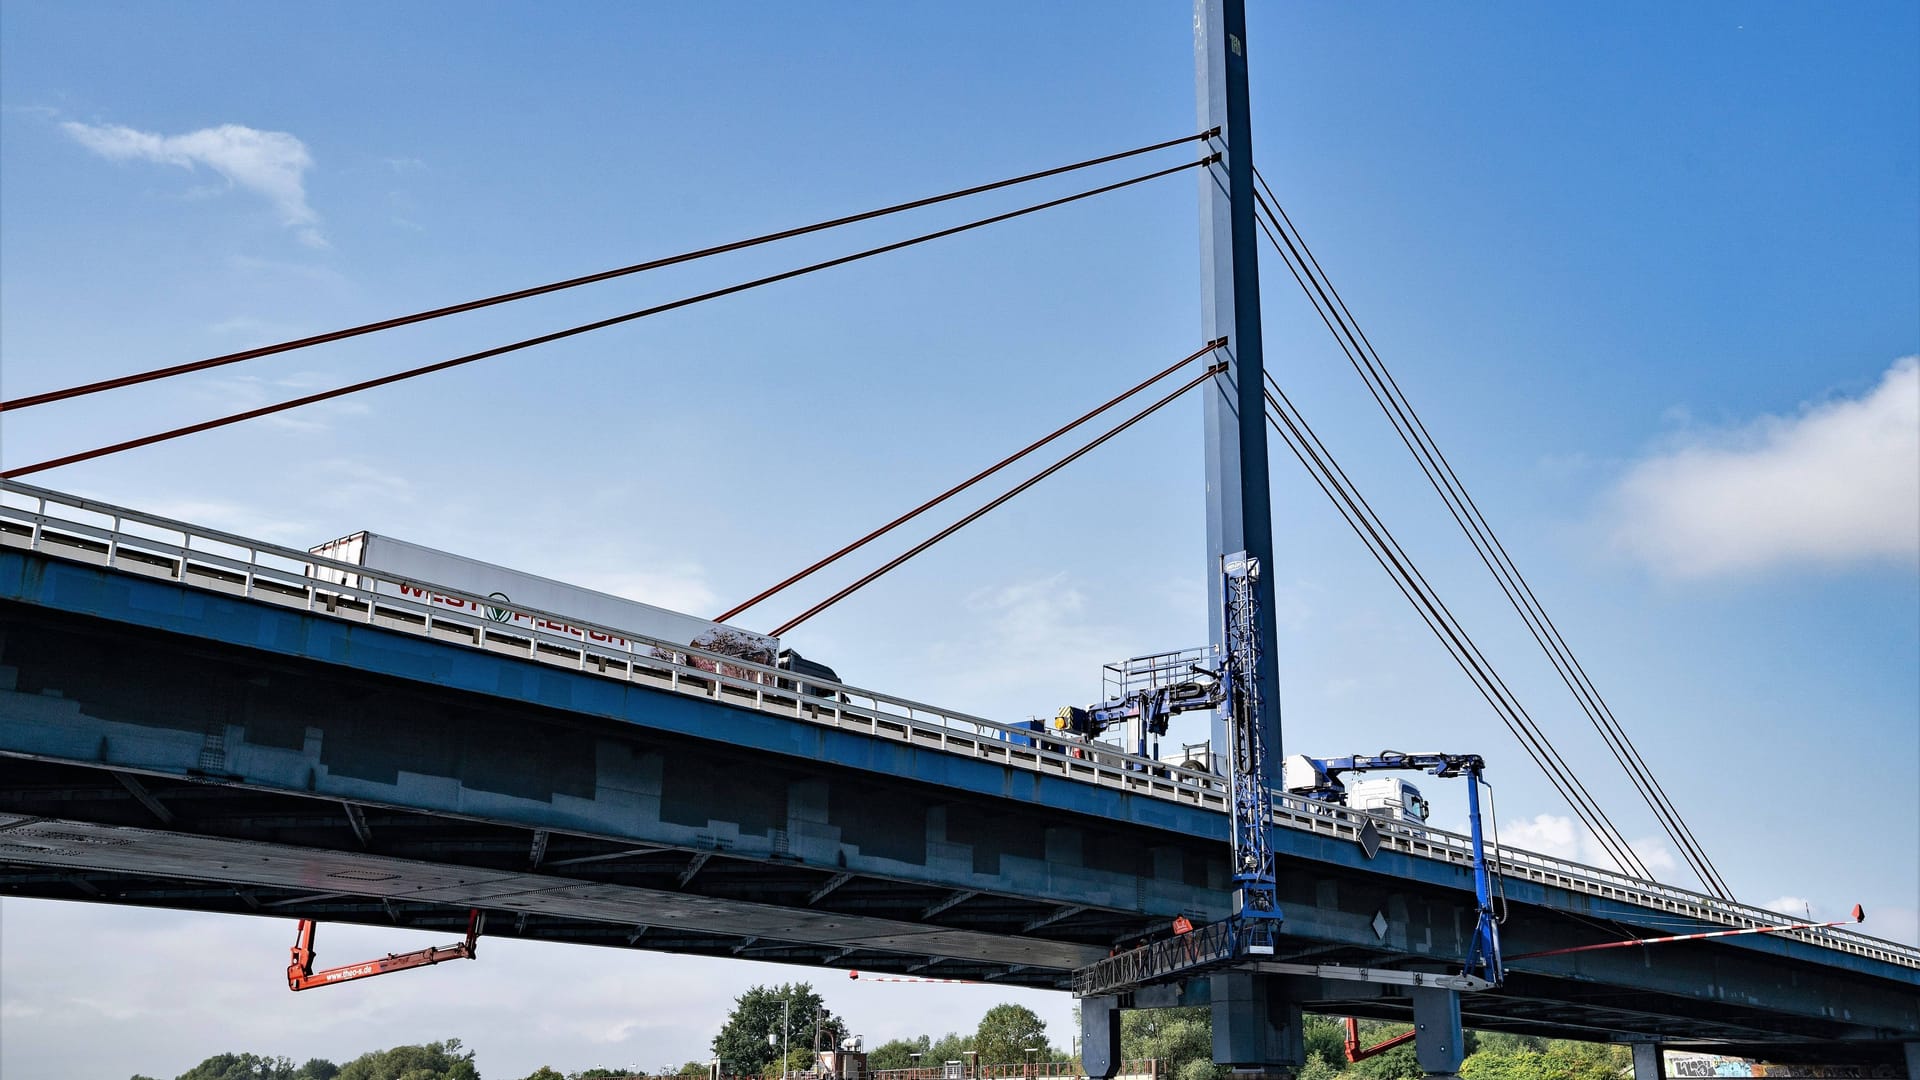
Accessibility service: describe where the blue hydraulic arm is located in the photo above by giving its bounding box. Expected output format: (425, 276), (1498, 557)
(1286, 750), (1503, 985)
(1052, 678), (1218, 758)
(1463, 765), (1503, 984)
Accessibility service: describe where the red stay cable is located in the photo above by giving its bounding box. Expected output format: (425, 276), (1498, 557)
(2, 157), (1212, 480)
(0, 130), (1215, 414)
(769, 361), (1227, 636)
(715, 339), (1224, 623)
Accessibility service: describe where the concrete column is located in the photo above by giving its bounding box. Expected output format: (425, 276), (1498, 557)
(1902, 1042), (1918, 1080)
(1081, 996), (1122, 1080)
(1210, 972), (1304, 1078)
(1409, 987), (1464, 1078)
(1631, 1044), (1663, 1080)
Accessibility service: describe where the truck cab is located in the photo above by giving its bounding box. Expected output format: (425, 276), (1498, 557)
(1343, 775), (1430, 824)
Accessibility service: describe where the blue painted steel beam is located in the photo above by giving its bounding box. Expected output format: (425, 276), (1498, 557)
(1196, 0), (1283, 774)
(5, 548), (1917, 990)
(4, 550), (1919, 1043)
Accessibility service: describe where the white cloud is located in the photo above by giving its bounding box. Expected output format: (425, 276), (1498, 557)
(299, 459), (414, 509)
(926, 574), (1134, 715)
(63, 120), (326, 247)
(194, 373), (370, 434)
(1499, 812), (1580, 858)
(1610, 357), (1920, 577)
(1762, 895), (1816, 919)
(136, 496), (314, 547)
(1495, 812), (1680, 879)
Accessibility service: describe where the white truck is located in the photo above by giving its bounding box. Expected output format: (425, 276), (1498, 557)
(1282, 753), (1432, 824)
(307, 531), (838, 684)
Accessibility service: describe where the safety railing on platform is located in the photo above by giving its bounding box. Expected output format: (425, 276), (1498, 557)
(1, 478), (1913, 970)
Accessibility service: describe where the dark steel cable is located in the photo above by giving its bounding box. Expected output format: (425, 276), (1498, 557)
(716, 339), (1224, 623)
(1262, 386), (1650, 878)
(1251, 169), (1729, 896)
(1, 129), (1219, 413)
(770, 362), (1225, 636)
(3, 157), (1211, 480)
(1250, 203), (1652, 876)
(1247, 185), (1673, 882)
(1244, 190), (1651, 875)
(1260, 391), (1624, 871)
(1256, 177), (1728, 895)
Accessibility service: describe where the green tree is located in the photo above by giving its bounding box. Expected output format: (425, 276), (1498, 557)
(1175, 1061), (1219, 1080)
(764, 1047), (817, 1079)
(1343, 1021), (1421, 1080)
(1300, 1017), (1346, 1069)
(176, 1053), (301, 1080)
(927, 1034), (976, 1070)
(1461, 1049), (1549, 1080)
(298, 1061), (342, 1080)
(678, 1062), (711, 1078)
(711, 983), (837, 1077)
(1458, 1037), (1628, 1080)
(520, 1069), (566, 1080)
(972, 1004), (1046, 1067)
(1298, 1052), (1340, 1080)
(1465, 1033), (1545, 1055)
(575, 1070), (643, 1079)
(333, 1039), (479, 1080)
(1119, 1006), (1215, 1080)
(869, 1037), (930, 1072)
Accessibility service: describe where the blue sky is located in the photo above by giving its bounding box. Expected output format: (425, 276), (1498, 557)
(2, 3), (1916, 1078)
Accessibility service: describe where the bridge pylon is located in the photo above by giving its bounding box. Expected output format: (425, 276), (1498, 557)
(1192, 1), (1301, 1073)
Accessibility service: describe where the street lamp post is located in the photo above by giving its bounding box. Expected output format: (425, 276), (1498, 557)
(768, 999), (791, 1080)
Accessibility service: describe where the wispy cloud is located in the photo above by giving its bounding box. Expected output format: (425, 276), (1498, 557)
(63, 120), (326, 247)
(1497, 812), (1678, 878)
(1609, 357), (1920, 577)
(1762, 894), (1816, 919)
(201, 372), (368, 433)
(573, 567), (720, 617)
(138, 497), (313, 546)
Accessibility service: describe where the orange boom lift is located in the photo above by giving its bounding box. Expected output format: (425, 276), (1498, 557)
(286, 909), (483, 992)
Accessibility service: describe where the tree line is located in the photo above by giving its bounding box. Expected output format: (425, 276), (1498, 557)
(1120, 1012), (1629, 1080)
(133, 986), (1631, 1080)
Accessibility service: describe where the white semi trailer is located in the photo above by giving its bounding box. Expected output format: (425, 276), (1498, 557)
(307, 531), (837, 683)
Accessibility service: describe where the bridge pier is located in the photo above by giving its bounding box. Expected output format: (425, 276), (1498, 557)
(1631, 1044), (1662, 1080)
(1409, 987), (1464, 1079)
(1081, 996), (1122, 1080)
(1905, 1042), (1919, 1080)
(1210, 972), (1305, 1079)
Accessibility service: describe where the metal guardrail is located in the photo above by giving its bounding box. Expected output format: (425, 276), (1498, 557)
(1, 479), (1914, 970)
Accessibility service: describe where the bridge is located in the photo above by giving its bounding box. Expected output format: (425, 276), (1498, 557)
(3, 4), (1916, 1077)
(2, 482), (1915, 1071)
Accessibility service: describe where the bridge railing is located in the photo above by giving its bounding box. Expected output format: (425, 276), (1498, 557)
(1258, 788), (1920, 967)
(3, 478), (1914, 970)
(0, 480), (1235, 822)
